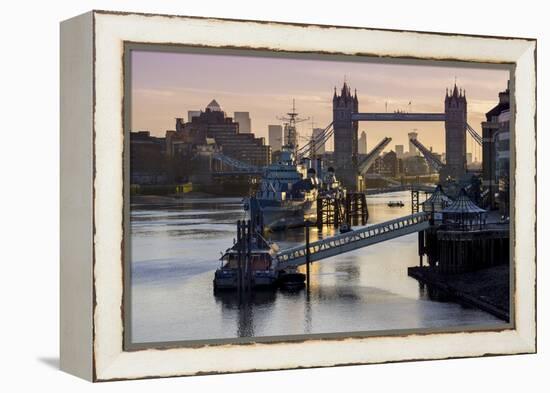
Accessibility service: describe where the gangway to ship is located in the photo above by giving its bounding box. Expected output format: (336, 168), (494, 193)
(275, 212), (430, 270)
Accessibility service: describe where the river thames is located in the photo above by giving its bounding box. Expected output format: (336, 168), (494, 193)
(129, 191), (505, 344)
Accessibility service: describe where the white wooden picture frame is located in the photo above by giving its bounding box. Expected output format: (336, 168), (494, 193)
(60, 10), (536, 381)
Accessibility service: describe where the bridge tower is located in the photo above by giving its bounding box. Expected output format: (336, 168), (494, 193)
(333, 82), (359, 189)
(442, 84), (467, 182)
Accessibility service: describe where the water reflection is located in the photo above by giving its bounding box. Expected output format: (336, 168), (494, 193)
(130, 192), (505, 344)
(215, 290), (279, 337)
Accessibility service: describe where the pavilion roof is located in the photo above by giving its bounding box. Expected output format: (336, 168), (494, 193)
(442, 188), (487, 215)
(422, 184), (452, 209)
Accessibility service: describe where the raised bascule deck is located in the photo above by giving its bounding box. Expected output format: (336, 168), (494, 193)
(275, 212), (431, 270)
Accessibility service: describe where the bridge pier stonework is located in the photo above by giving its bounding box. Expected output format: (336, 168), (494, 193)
(442, 84), (468, 183)
(333, 82), (360, 190)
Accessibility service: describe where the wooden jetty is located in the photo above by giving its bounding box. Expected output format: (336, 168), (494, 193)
(316, 192), (368, 230)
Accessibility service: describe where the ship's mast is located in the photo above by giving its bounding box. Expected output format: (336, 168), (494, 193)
(278, 99), (309, 157)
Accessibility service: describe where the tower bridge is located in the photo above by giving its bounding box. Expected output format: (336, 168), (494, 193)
(332, 82), (472, 189)
(211, 82), (477, 191)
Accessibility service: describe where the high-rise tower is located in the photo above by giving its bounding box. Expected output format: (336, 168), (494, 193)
(443, 84), (467, 181)
(358, 131), (367, 155)
(333, 82), (359, 188)
(408, 131), (419, 156)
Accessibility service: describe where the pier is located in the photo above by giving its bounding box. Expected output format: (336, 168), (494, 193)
(316, 192), (368, 229)
(276, 212), (430, 270)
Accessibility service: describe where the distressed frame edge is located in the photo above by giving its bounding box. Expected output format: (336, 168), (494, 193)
(90, 11), (537, 381)
(59, 11), (95, 381)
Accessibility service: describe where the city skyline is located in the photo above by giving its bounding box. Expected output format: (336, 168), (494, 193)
(131, 50), (509, 158)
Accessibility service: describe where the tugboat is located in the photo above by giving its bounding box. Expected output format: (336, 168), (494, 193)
(213, 220), (306, 291)
(213, 244), (279, 290)
(212, 215), (305, 292)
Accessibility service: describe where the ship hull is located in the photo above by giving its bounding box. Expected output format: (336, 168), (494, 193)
(256, 199), (317, 231)
(213, 269), (278, 290)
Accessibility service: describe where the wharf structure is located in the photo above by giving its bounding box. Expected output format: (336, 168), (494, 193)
(417, 187), (509, 274)
(408, 185), (510, 320)
(267, 183), (509, 318)
(242, 186), (508, 278)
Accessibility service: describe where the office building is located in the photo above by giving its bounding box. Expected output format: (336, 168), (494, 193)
(268, 125), (283, 152)
(312, 127), (326, 155)
(234, 111), (252, 133)
(395, 144), (404, 159)
(187, 110), (201, 123)
(170, 100), (270, 167)
(358, 131), (367, 155)
(408, 131), (419, 156)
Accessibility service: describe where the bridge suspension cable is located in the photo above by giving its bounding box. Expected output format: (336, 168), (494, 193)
(466, 123), (482, 145)
(296, 122), (334, 160)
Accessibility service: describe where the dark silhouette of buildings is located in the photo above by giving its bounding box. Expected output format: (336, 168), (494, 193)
(482, 84), (510, 213)
(130, 131), (167, 184)
(130, 100), (270, 187)
(168, 100), (270, 167)
(403, 155), (429, 176)
(368, 150), (402, 177)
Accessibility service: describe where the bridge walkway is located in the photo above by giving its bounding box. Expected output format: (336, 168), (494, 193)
(275, 212), (430, 270)
(365, 184), (436, 195)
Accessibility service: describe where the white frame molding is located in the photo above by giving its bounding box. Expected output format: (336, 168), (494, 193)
(60, 10), (536, 381)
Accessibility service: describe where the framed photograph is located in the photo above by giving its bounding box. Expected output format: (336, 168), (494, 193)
(60, 10), (536, 381)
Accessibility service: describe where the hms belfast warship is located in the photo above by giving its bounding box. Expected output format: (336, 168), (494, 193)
(245, 101), (344, 231)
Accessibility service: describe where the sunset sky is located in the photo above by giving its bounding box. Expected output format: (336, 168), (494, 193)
(131, 50), (510, 161)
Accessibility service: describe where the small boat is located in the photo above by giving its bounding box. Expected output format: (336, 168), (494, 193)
(213, 247), (279, 291)
(339, 222), (352, 233)
(387, 200), (404, 207)
(278, 266), (306, 289)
